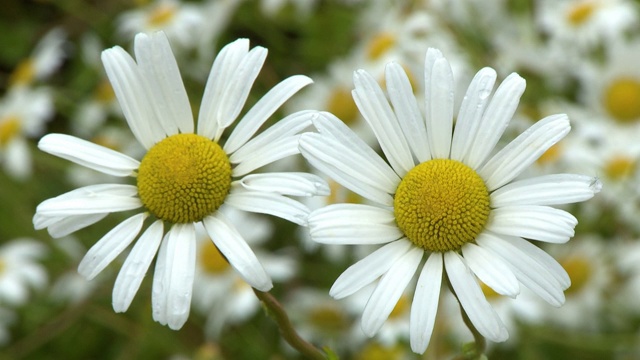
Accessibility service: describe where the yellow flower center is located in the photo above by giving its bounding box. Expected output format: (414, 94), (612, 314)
(604, 155), (635, 180)
(367, 33), (396, 60)
(480, 281), (501, 300)
(0, 116), (21, 147)
(94, 80), (116, 103)
(537, 142), (563, 165)
(603, 77), (640, 122)
(9, 59), (35, 86)
(137, 133), (231, 224)
(355, 343), (404, 360)
(394, 159), (490, 252)
(147, 3), (177, 28)
(327, 87), (359, 125)
(560, 256), (592, 295)
(199, 239), (230, 274)
(388, 294), (409, 319)
(566, 1), (598, 26)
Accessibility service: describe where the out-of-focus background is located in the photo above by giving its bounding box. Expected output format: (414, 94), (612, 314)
(1, 0), (640, 359)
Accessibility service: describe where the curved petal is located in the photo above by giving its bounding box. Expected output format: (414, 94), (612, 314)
(308, 204), (402, 245)
(299, 133), (397, 206)
(112, 220), (164, 313)
(38, 134), (140, 177)
(490, 174), (602, 207)
(203, 213), (272, 291)
(465, 73), (525, 169)
(231, 136), (300, 177)
(425, 49), (454, 159)
(476, 232), (565, 306)
(198, 38), (250, 139)
(503, 236), (570, 290)
(36, 184), (141, 217)
(487, 205), (577, 243)
(450, 67), (497, 165)
(361, 246), (423, 337)
(101, 46), (164, 148)
(152, 231), (171, 325)
(461, 243), (519, 298)
(352, 69), (414, 176)
(77, 213), (147, 280)
(45, 213), (108, 238)
(410, 252), (442, 354)
(444, 251), (508, 342)
(164, 223), (196, 330)
(385, 62), (430, 163)
(225, 188), (309, 226)
(239, 172), (329, 196)
(329, 239), (412, 299)
(224, 75), (313, 153)
(479, 114), (570, 191)
(134, 32), (193, 135)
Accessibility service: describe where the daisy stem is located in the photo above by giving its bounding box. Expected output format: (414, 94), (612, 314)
(446, 277), (486, 359)
(252, 288), (326, 360)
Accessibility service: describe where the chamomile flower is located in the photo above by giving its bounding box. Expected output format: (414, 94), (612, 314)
(33, 31), (327, 330)
(299, 48), (601, 353)
(0, 239), (48, 306)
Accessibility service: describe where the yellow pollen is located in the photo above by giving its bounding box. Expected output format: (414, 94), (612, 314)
(0, 116), (21, 147)
(9, 59), (35, 86)
(327, 87), (359, 125)
(394, 159), (490, 252)
(147, 3), (177, 27)
(604, 155), (635, 180)
(199, 240), (230, 274)
(137, 133), (231, 224)
(603, 77), (640, 122)
(560, 256), (592, 295)
(367, 33), (396, 60)
(537, 142), (563, 165)
(566, 1), (598, 26)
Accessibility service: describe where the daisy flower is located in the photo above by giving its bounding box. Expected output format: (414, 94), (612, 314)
(33, 31), (327, 330)
(0, 238), (48, 306)
(299, 48), (602, 353)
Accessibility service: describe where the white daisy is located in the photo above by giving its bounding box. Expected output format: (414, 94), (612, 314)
(0, 238), (48, 306)
(33, 31), (328, 330)
(8, 27), (67, 87)
(299, 48), (602, 353)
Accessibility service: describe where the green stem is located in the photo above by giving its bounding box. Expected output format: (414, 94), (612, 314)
(252, 288), (326, 360)
(446, 277), (486, 359)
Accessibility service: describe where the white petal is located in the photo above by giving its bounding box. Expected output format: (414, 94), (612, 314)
(112, 220), (164, 313)
(152, 231), (171, 325)
(476, 232), (565, 306)
(450, 67), (497, 165)
(329, 239), (412, 299)
(490, 174), (603, 207)
(361, 247), (423, 336)
(198, 38), (249, 139)
(311, 112), (400, 187)
(77, 213), (147, 280)
(445, 251), (508, 342)
(214, 46), (267, 139)
(101, 46), (164, 148)
(352, 69), (414, 176)
(425, 50), (454, 159)
(465, 73), (525, 169)
(504, 236), (570, 290)
(224, 75), (313, 153)
(164, 223), (196, 330)
(230, 110), (314, 163)
(479, 114), (570, 191)
(461, 243), (519, 298)
(487, 205), (577, 243)
(231, 136), (301, 177)
(38, 134), (139, 177)
(134, 32), (194, 135)
(299, 133), (396, 206)
(46, 213), (108, 238)
(410, 252), (443, 354)
(36, 192), (142, 217)
(239, 172), (329, 196)
(385, 62), (430, 163)
(203, 213), (272, 291)
(308, 204), (402, 245)
(225, 188), (309, 225)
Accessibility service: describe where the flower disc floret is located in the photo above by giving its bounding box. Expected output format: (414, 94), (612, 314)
(137, 133), (231, 224)
(394, 159), (490, 252)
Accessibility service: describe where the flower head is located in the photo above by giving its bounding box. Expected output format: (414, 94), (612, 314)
(33, 31), (327, 330)
(300, 48), (601, 353)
